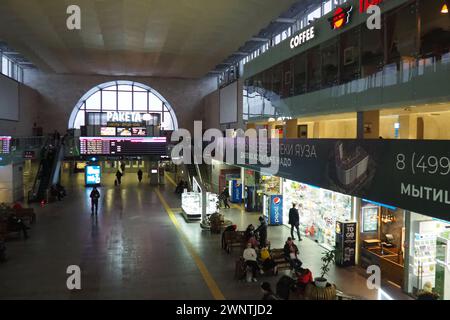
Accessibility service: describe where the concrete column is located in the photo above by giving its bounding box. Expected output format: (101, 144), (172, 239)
(285, 119), (299, 138)
(357, 110), (380, 139)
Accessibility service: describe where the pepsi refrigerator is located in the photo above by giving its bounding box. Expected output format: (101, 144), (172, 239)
(245, 186), (256, 212)
(335, 221), (357, 267)
(263, 194), (283, 226)
(229, 179), (242, 203)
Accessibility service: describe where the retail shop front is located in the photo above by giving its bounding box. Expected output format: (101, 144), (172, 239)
(234, 138), (450, 298)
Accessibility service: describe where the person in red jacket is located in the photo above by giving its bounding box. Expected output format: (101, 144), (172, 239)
(296, 267), (313, 291)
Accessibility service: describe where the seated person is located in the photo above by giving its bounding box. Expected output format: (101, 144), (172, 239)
(7, 214), (29, 239)
(221, 224), (237, 250)
(296, 267), (313, 291)
(243, 242), (260, 282)
(244, 224), (255, 241)
(283, 237), (302, 272)
(260, 246), (278, 275)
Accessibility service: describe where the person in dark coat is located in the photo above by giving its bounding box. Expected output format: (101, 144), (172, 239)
(137, 169), (143, 183)
(115, 170), (123, 185)
(288, 203), (302, 241)
(221, 187), (230, 209)
(90, 187), (100, 216)
(255, 216), (268, 248)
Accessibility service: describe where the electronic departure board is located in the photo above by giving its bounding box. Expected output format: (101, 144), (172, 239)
(0, 136), (12, 154)
(80, 137), (167, 156)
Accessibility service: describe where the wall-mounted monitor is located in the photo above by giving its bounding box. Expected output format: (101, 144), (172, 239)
(100, 127), (116, 136)
(80, 137), (167, 156)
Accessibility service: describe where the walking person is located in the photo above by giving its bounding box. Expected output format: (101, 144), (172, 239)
(221, 187), (230, 209)
(90, 186), (100, 216)
(115, 170), (123, 185)
(120, 162), (126, 176)
(288, 203), (302, 241)
(137, 169), (143, 183)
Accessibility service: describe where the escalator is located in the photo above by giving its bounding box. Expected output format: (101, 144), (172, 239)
(28, 140), (64, 203)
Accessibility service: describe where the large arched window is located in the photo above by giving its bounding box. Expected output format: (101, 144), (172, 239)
(68, 81), (178, 131)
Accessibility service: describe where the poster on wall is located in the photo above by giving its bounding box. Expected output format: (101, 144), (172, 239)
(234, 138), (450, 221)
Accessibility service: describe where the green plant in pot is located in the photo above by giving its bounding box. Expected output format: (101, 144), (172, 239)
(315, 249), (335, 288)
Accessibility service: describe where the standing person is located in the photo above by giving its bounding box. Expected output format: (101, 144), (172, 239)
(288, 203), (302, 241)
(255, 216), (268, 248)
(221, 187), (230, 209)
(90, 187), (100, 216)
(115, 170), (123, 185)
(120, 162), (126, 176)
(137, 169), (143, 183)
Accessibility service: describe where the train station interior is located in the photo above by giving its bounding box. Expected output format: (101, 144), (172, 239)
(1, 0), (450, 301)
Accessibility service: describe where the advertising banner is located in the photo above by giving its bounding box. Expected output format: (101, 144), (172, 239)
(235, 138), (450, 221)
(269, 195), (283, 225)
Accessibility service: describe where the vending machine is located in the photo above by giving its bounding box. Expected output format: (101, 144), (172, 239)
(335, 221), (357, 266)
(228, 179), (242, 203)
(245, 186), (256, 212)
(263, 194), (283, 226)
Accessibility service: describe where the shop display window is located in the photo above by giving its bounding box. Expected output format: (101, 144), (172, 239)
(407, 212), (450, 299)
(282, 179), (352, 250)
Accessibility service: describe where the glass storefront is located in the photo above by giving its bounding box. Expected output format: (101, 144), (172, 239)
(282, 179), (352, 250)
(407, 212), (450, 300)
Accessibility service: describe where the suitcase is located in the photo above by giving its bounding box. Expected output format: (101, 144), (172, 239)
(234, 257), (246, 280)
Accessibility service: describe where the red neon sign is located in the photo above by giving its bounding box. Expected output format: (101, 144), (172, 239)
(329, 6), (352, 30)
(359, 0), (384, 13)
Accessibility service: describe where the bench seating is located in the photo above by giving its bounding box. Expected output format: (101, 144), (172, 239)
(223, 231), (246, 254)
(271, 248), (291, 272)
(13, 208), (36, 224)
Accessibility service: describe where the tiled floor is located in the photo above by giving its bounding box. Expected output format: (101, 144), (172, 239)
(0, 171), (411, 300)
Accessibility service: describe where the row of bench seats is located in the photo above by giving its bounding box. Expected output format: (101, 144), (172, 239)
(0, 208), (36, 241)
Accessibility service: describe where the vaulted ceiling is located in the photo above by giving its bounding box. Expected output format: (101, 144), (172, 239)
(0, 0), (298, 78)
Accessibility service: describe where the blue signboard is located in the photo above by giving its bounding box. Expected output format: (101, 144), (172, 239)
(85, 165), (101, 186)
(230, 180), (242, 203)
(269, 195), (283, 225)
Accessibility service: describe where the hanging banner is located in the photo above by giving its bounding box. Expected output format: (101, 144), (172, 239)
(233, 138), (450, 221)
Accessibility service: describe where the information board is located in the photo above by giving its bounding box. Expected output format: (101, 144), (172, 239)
(80, 137), (167, 156)
(0, 136), (11, 154)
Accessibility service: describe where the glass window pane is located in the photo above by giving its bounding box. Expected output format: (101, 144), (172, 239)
(2, 56), (7, 75)
(307, 46), (321, 92)
(281, 59), (293, 98)
(102, 90), (117, 110)
(386, 3), (417, 65)
(117, 91), (133, 110)
(85, 91), (101, 110)
(324, 1), (332, 14)
(133, 91), (148, 110)
(321, 39), (339, 88)
(117, 84), (133, 92)
(133, 85), (147, 92)
(361, 23), (384, 78)
(74, 112), (85, 128)
(420, 0), (450, 59)
(340, 27), (361, 83)
(148, 93), (163, 111)
(294, 53), (307, 95)
(272, 64), (282, 97)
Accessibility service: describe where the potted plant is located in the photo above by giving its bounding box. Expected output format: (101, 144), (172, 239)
(314, 249), (336, 288)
